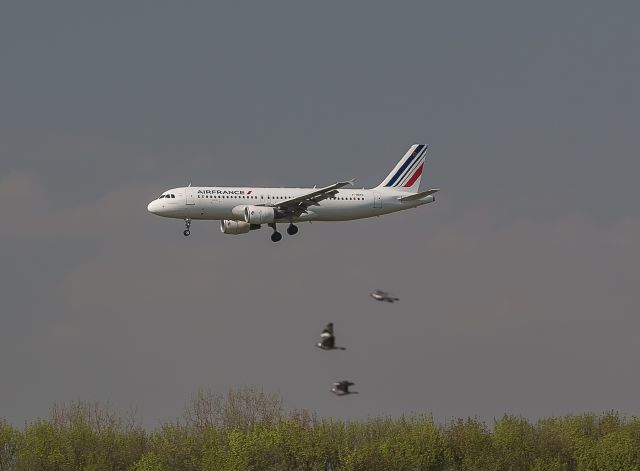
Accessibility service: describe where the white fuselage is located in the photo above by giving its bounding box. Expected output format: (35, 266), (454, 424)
(147, 186), (435, 223)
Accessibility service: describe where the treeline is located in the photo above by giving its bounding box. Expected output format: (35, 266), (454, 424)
(1, 387), (639, 470)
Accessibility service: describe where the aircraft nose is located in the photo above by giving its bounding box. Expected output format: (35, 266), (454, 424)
(147, 200), (159, 214)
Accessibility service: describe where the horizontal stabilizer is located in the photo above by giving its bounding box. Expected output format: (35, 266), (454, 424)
(398, 189), (440, 202)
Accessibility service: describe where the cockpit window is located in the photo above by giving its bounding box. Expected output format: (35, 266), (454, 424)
(159, 195), (165, 199)
(171, 194), (175, 198)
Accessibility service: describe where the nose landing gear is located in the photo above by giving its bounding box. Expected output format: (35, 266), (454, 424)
(183, 218), (191, 237)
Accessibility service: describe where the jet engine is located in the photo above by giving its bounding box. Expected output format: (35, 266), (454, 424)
(220, 220), (261, 235)
(244, 205), (276, 224)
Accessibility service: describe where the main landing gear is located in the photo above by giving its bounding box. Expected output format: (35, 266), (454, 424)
(268, 223), (299, 242)
(271, 231), (283, 242)
(183, 218), (191, 237)
(268, 223), (282, 242)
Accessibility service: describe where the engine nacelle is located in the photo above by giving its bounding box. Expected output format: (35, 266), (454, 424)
(244, 205), (276, 224)
(220, 220), (261, 235)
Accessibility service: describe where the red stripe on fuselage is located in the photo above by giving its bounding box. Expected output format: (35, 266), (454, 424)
(403, 163), (423, 187)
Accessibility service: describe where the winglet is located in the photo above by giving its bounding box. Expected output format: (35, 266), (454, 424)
(334, 179), (355, 188)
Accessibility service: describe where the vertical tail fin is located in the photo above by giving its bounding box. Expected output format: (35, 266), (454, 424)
(376, 144), (428, 193)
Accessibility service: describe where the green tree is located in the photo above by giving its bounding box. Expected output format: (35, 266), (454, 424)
(593, 431), (640, 471)
(148, 422), (201, 471)
(531, 417), (575, 471)
(15, 420), (66, 471)
(0, 419), (18, 471)
(446, 417), (497, 471)
(129, 452), (167, 471)
(493, 415), (536, 471)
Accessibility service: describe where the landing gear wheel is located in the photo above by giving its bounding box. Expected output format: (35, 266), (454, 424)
(183, 218), (192, 237)
(271, 232), (283, 242)
(286, 224), (298, 235)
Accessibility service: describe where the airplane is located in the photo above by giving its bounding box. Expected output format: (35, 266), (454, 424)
(316, 323), (346, 351)
(147, 144), (439, 242)
(370, 289), (399, 303)
(331, 381), (358, 396)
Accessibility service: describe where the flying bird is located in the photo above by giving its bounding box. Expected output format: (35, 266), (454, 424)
(316, 323), (346, 350)
(370, 289), (399, 303)
(331, 381), (358, 396)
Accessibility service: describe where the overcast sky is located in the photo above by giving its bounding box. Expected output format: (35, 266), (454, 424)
(1, 1), (639, 427)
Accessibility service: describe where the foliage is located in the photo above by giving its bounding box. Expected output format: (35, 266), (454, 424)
(3, 393), (640, 470)
(0, 419), (18, 471)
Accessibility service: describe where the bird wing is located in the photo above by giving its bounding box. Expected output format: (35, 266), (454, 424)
(320, 332), (335, 348)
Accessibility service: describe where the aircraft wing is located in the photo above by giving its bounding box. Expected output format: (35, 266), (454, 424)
(270, 180), (354, 213)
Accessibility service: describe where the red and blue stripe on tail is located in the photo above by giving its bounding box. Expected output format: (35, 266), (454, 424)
(377, 144), (428, 192)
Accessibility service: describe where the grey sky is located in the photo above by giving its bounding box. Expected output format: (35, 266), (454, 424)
(1, 2), (639, 427)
